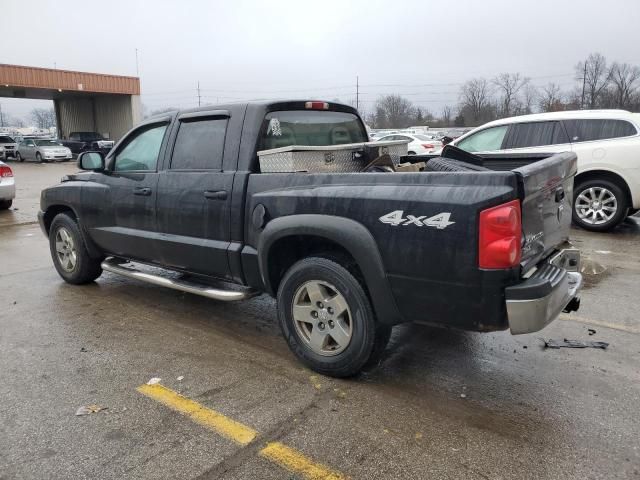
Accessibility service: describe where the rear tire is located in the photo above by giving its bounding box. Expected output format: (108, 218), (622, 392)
(0, 199), (12, 210)
(424, 157), (490, 172)
(277, 256), (390, 377)
(49, 213), (103, 284)
(572, 179), (628, 232)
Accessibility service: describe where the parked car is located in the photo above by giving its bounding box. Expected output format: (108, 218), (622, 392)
(0, 135), (18, 160)
(38, 100), (581, 377)
(451, 110), (640, 231)
(0, 161), (15, 209)
(376, 133), (443, 155)
(16, 139), (72, 163)
(60, 132), (114, 156)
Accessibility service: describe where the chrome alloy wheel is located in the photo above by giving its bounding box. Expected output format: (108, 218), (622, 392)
(575, 187), (618, 225)
(291, 280), (353, 356)
(55, 227), (77, 272)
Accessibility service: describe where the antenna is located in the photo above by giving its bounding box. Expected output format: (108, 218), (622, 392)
(135, 48), (139, 77)
(197, 81), (201, 107)
(356, 75), (359, 110)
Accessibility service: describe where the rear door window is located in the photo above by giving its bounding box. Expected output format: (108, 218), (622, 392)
(456, 125), (508, 152)
(564, 119), (637, 142)
(505, 122), (557, 149)
(260, 110), (367, 150)
(170, 118), (227, 170)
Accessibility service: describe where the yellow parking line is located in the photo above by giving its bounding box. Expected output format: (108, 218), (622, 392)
(559, 314), (640, 334)
(137, 383), (347, 480)
(137, 383), (258, 445)
(260, 442), (345, 480)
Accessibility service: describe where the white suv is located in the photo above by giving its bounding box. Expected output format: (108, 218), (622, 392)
(451, 110), (640, 231)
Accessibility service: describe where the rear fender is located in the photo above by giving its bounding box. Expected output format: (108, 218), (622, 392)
(257, 215), (404, 325)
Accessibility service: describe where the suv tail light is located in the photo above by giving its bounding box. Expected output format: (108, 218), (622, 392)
(0, 165), (13, 178)
(478, 200), (521, 269)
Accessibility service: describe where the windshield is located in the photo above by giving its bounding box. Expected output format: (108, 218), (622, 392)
(35, 140), (63, 147)
(0, 136), (15, 143)
(260, 110), (367, 150)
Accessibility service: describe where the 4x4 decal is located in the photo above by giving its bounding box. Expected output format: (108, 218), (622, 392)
(379, 210), (455, 229)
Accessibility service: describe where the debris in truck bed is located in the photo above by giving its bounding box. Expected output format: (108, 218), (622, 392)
(542, 339), (609, 349)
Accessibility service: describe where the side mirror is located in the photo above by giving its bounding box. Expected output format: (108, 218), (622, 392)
(78, 151), (105, 171)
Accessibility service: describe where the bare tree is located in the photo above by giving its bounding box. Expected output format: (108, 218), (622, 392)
(608, 62), (640, 109)
(521, 83), (538, 114)
(492, 73), (529, 117)
(539, 83), (565, 112)
(30, 108), (56, 129)
(576, 53), (611, 108)
(459, 78), (492, 123)
(373, 95), (416, 128)
(441, 106), (452, 126)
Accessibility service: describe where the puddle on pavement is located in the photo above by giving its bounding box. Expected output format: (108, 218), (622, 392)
(580, 257), (611, 289)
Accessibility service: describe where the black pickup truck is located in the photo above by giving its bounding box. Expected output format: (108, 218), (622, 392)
(38, 100), (582, 377)
(60, 131), (115, 156)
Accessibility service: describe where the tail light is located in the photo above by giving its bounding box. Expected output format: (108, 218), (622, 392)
(422, 143), (435, 149)
(478, 200), (521, 269)
(0, 165), (13, 178)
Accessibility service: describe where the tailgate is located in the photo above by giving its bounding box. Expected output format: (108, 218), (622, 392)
(515, 152), (577, 273)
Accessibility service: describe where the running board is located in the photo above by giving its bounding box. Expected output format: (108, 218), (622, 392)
(101, 257), (258, 302)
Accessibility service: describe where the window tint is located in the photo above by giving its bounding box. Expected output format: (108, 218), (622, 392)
(260, 110), (367, 150)
(564, 119), (637, 142)
(507, 122), (556, 148)
(0, 136), (14, 143)
(456, 125), (508, 152)
(114, 123), (167, 172)
(171, 118), (227, 170)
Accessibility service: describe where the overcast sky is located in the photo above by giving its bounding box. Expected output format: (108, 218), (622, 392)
(2, 0), (640, 121)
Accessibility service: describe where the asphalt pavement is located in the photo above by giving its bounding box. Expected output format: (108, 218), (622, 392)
(0, 162), (638, 479)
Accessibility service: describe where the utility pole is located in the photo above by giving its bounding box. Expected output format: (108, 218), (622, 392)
(197, 81), (201, 107)
(580, 61), (587, 109)
(135, 48), (139, 77)
(356, 75), (359, 111)
(0, 103), (4, 128)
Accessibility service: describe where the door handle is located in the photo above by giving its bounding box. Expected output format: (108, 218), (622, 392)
(204, 190), (228, 200)
(133, 187), (152, 196)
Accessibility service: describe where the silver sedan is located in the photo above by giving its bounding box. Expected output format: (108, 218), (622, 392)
(16, 139), (72, 163)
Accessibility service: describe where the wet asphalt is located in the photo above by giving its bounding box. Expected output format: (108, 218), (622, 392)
(0, 162), (639, 479)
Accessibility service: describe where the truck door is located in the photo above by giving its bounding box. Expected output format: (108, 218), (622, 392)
(82, 121), (170, 263)
(155, 112), (234, 280)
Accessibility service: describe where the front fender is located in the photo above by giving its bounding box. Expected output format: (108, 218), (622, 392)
(257, 214), (405, 325)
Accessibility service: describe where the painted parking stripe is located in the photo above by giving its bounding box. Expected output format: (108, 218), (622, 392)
(137, 383), (257, 445)
(260, 442), (345, 480)
(137, 383), (346, 480)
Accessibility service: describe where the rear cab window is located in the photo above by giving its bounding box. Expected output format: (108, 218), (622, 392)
(259, 110), (368, 150)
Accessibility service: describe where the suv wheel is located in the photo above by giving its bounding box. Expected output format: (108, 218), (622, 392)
(49, 213), (103, 284)
(277, 256), (391, 377)
(573, 179), (628, 232)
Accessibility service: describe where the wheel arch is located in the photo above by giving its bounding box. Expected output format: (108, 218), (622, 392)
(258, 215), (404, 325)
(43, 204), (103, 259)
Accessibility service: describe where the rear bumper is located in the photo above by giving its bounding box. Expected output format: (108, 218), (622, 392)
(0, 180), (16, 201)
(506, 247), (582, 334)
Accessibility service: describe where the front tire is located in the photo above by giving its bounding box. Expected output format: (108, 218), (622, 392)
(277, 256), (390, 377)
(16, 152), (23, 162)
(573, 179), (628, 232)
(49, 213), (103, 284)
(36, 152), (46, 163)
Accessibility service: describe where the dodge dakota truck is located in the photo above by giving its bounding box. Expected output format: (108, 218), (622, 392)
(38, 100), (582, 377)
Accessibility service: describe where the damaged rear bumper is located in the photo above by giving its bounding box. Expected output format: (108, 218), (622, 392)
(506, 247), (582, 335)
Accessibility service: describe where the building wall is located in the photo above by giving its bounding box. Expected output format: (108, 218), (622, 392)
(56, 94), (138, 141)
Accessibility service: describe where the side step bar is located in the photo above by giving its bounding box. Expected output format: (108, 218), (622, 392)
(101, 257), (258, 302)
